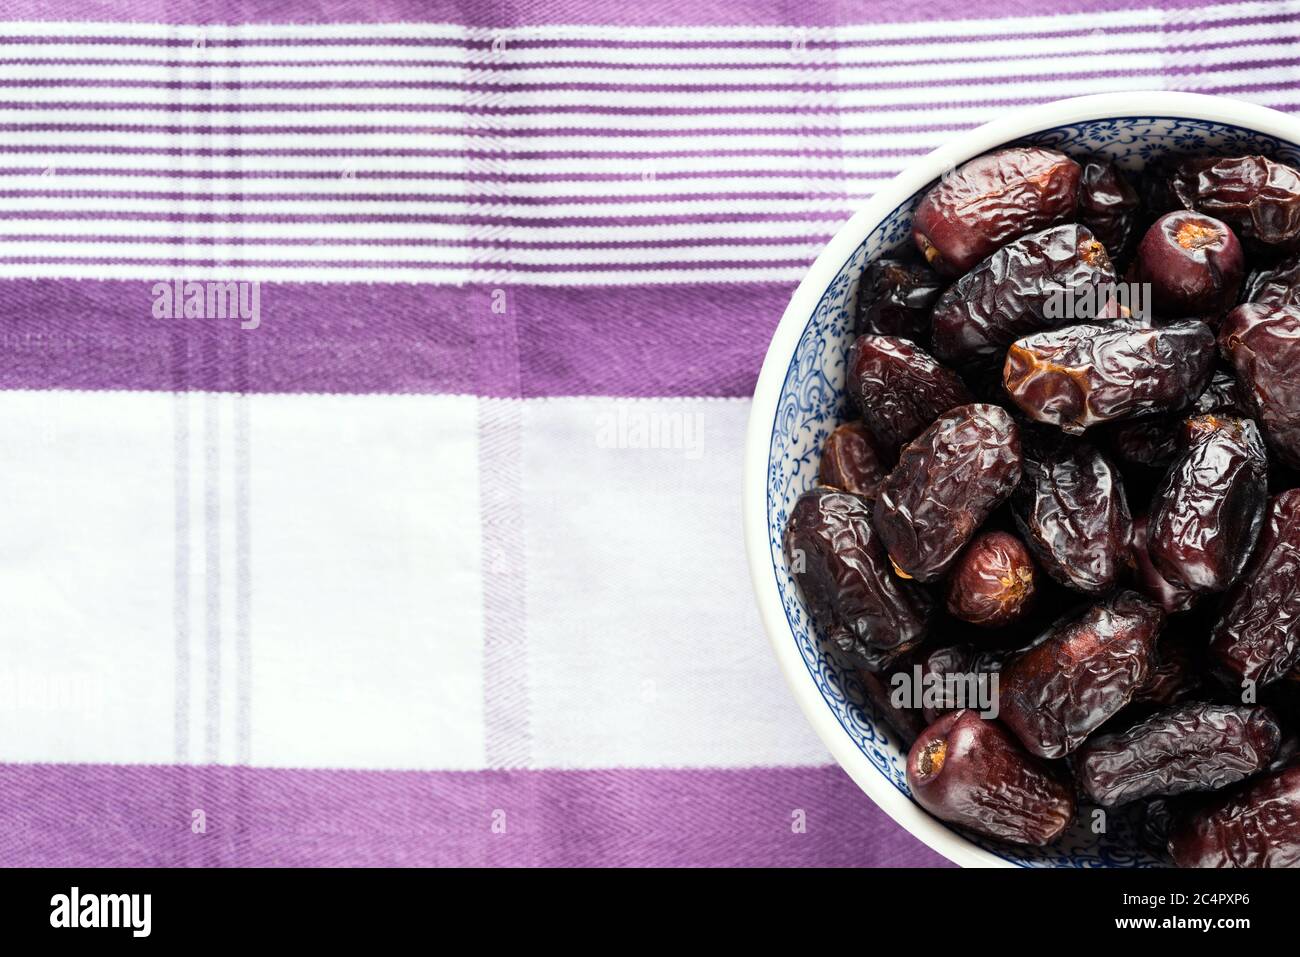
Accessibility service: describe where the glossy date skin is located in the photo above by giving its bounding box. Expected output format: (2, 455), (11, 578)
(1219, 303), (1300, 468)
(1011, 438), (1132, 595)
(1242, 253), (1300, 308)
(930, 224), (1116, 375)
(854, 257), (945, 343)
(912, 147), (1081, 277)
(1169, 764), (1300, 867)
(999, 591), (1163, 759)
(1078, 159), (1141, 261)
(873, 404), (1022, 582)
(906, 709), (1076, 846)
(1209, 489), (1300, 689)
(1167, 154), (1300, 247)
(1135, 211), (1244, 317)
(1076, 703), (1280, 807)
(846, 335), (974, 455)
(1130, 515), (1198, 614)
(818, 421), (887, 499)
(783, 488), (933, 671)
(1004, 320), (1215, 435)
(944, 530), (1037, 627)
(1148, 415), (1269, 594)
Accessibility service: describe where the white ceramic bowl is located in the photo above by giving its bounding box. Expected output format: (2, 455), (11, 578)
(743, 92), (1300, 868)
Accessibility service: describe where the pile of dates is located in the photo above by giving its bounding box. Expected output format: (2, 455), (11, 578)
(784, 145), (1300, 867)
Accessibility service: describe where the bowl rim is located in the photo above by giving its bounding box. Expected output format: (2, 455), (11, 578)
(742, 91), (1300, 869)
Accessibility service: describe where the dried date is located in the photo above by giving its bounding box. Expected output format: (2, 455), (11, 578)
(1076, 703), (1280, 807)
(944, 530), (1037, 627)
(912, 147), (1081, 276)
(1168, 764), (1300, 867)
(1003, 320), (1216, 434)
(906, 709), (1076, 846)
(1242, 252), (1300, 307)
(873, 404), (1022, 582)
(854, 257), (945, 343)
(818, 421), (887, 498)
(1219, 303), (1300, 468)
(999, 591), (1163, 758)
(1147, 415), (1268, 593)
(1209, 488), (1300, 688)
(783, 487), (933, 671)
(930, 224), (1116, 375)
(1167, 154), (1300, 248)
(1078, 159), (1141, 261)
(1011, 438), (1132, 595)
(1135, 211), (1244, 317)
(846, 335), (974, 455)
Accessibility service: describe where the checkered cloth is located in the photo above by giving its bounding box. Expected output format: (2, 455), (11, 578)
(3, 0), (1296, 866)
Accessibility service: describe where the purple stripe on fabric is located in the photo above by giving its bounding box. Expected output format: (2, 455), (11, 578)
(0, 0), (1244, 27)
(0, 257), (818, 272)
(0, 235), (839, 250)
(0, 763), (950, 867)
(7, 32), (1300, 72)
(0, 279), (788, 396)
(7, 57), (1300, 94)
(0, 211), (851, 227)
(0, 167), (913, 183)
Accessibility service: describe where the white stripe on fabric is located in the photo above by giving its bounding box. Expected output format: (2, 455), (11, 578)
(0, 391), (827, 770)
(518, 397), (829, 770)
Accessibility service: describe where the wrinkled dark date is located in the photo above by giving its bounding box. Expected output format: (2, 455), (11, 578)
(906, 709), (1076, 846)
(1079, 159), (1141, 261)
(1148, 415), (1269, 594)
(1243, 253), (1300, 308)
(1076, 703), (1280, 806)
(1135, 211), (1244, 317)
(1130, 516), (1198, 614)
(1209, 488), (1300, 688)
(1003, 320), (1215, 434)
(873, 404), (1022, 582)
(1012, 438), (1132, 595)
(1169, 764), (1300, 867)
(917, 644), (1003, 723)
(1106, 369), (1243, 470)
(854, 257), (945, 343)
(999, 591), (1163, 758)
(846, 335), (974, 455)
(1219, 303), (1300, 468)
(944, 530), (1037, 627)
(912, 147), (1081, 277)
(930, 224), (1116, 374)
(783, 488), (932, 671)
(818, 421), (886, 498)
(1167, 154), (1300, 247)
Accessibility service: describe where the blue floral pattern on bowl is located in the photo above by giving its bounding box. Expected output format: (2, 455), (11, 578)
(765, 117), (1300, 868)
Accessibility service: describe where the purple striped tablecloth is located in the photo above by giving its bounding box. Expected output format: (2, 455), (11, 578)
(1, 0), (1297, 868)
